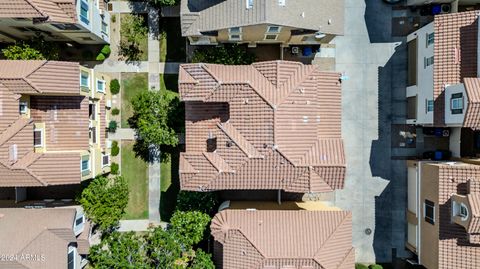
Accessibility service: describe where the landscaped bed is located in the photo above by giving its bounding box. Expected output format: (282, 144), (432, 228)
(120, 13), (148, 61)
(121, 140), (149, 220)
(120, 72), (148, 128)
(160, 18), (186, 62)
(160, 148), (180, 221)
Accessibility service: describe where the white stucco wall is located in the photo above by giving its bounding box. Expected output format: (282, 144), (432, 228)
(445, 83), (467, 126)
(408, 166), (418, 214)
(406, 22), (434, 125)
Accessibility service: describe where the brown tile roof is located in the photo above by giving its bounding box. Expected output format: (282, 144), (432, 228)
(0, 60), (88, 187)
(433, 11), (478, 125)
(210, 209), (354, 269)
(463, 78), (480, 129)
(436, 164), (480, 269)
(0, 207), (78, 269)
(0, 0), (76, 23)
(179, 61), (345, 192)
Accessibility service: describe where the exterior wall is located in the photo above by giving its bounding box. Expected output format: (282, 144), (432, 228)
(419, 163), (440, 269)
(406, 22), (434, 125)
(407, 161), (419, 251)
(444, 84), (467, 126)
(215, 24), (327, 45)
(0, 0), (109, 44)
(450, 127), (462, 158)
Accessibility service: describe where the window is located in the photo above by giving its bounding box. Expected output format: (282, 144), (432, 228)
(34, 129), (43, 147)
(459, 204), (468, 218)
(89, 103), (96, 120)
(246, 0), (253, 9)
(451, 93), (463, 114)
(264, 34), (278, 40)
(90, 127), (97, 144)
(424, 199), (435, 225)
(80, 0), (89, 24)
(267, 26), (281, 33)
(278, 0), (286, 6)
(19, 101), (28, 114)
(81, 155), (90, 176)
(80, 71), (89, 91)
(102, 154), (110, 167)
(67, 248), (75, 269)
(96, 79), (106, 93)
(101, 21), (108, 35)
(228, 27), (242, 41)
(51, 23), (81, 30)
(75, 215), (84, 226)
(426, 99), (434, 112)
(426, 32), (434, 47)
(424, 56), (434, 68)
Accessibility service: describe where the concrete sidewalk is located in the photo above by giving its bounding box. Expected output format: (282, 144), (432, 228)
(93, 60), (149, 73)
(108, 128), (136, 140)
(118, 219), (167, 232)
(109, 1), (148, 13)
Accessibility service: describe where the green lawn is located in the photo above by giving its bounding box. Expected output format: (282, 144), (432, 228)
(160, 18), (186, 62)
(120, 13), (148, 61)
(121, 141), (149, 220)
(160, 148), (180, 221)
(121, 72), (148, 128)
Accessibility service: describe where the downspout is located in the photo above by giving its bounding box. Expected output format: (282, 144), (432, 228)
(277, 189), (282, 205)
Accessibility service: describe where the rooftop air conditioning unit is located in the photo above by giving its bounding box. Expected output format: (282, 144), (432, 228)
(106, 99), (112, 108)
(291, 46), (299, 54)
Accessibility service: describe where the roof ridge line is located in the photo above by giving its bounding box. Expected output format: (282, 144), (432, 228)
(25, 60), (48, 78)
(0, 117), (33, 147)
(24, 0), (48, 18)
(313, 211), (351, 261)
(216, 122), (263, 159)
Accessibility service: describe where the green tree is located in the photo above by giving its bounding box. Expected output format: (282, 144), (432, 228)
(2, 43), (45, 60)
(110, 79), (120, 95)
(147, 0), (179, 6)
(119, 14), (148, 61)
(145, 227), (186, 269)
(170, 211), (211, 247)
(89, 231), (148, 269)
(192, 44), (255, 65)
(78, 176), (128, 231)
(176, 191), (218, 215)
(129, 90), (179, 148)
(190, 249), (215, 269)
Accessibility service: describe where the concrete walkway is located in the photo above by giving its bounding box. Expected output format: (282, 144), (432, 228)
(108, 128), (136, 140)
(93, 61), (180, 74)
(118, 219), (167, 232)
(109, 1), (148, 13)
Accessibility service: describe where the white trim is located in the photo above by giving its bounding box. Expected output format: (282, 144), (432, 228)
(96, 79), (106, 93)
(81, 156), (90, 173)
(80, 71), (90, 88)
(19, 101), (28, 114)
(246, 0), (253, 9)
(264, 34), (279, 41)
(33, 128), (43, 147)
(229, 34), (242, 41)
(278, 0), (286, 6)
(102, 154), (110, 167)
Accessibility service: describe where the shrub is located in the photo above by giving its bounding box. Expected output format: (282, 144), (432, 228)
(96, 53), (106, 61)
(108, 120), (118, 132)
(111, 141), (120, 156)
(192, 44), (256, 65)
(111, 108), (120, 116)
(110, 162), (119, 175)
(110, 79), (120, 95)
(355, 264), (369, 269)
(169, 211), (211, 247)
(2, 43), (45, 60)
(176, 191), (218, 215)
(111, 14), (116, 23)
(81, 50), (94, 60)
(147, 0), (179, 7)
(369, 265), (383, 269)
(101, 45), (111, 56)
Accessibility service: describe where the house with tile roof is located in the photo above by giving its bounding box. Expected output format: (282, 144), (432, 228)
(0, 60), (111, 200)
(0, 0), (109, 44)
(178, 61), (345, 193)
(0, 206), (90, 269)
(406, 160), (480, 269)
(210, 201), (354, 269)
(406, 11), (480, 159)
(180, 0), (344, 46)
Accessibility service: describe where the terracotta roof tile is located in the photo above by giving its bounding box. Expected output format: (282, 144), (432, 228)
(211, 210), (354, 269)
(179, 61), (345, 192)
(433, 11), (478, 125)
(0, 0), (76, 23)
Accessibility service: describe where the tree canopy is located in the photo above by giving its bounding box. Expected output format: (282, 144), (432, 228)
(176, 191), (218, 215)
(119, 14), (148, 61)
(147, 0), (179, 7)
(78, 176), (129, 231)
(170, 211), (211, 247)
(192, 44), (256, 65)
(129, 90), (179, 148)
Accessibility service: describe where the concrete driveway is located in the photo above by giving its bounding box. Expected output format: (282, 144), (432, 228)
(332, 0), (410, 263)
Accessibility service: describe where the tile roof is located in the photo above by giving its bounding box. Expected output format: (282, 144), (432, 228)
(463, 78), (480, 129)
(211, 209), (354, 269)
(0, 60), (88, 187)
(436, 164), (480, 269)
(0, 0), (76, 24)
(0, 207), (78, 269)
(179, 61), (345, 192)
(180, 0), (344, 36)
(433, 11), (478, 125)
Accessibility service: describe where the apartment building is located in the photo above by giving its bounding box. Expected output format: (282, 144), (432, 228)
(0, 0), (110, 44)
(211, 201), (354, 269)
(178, 61), (345, 193)
(180, 0), (344, 46)
(0, 206), (91, 269)
(0, 60), (111, 201)
(406, 161), (480, 269)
